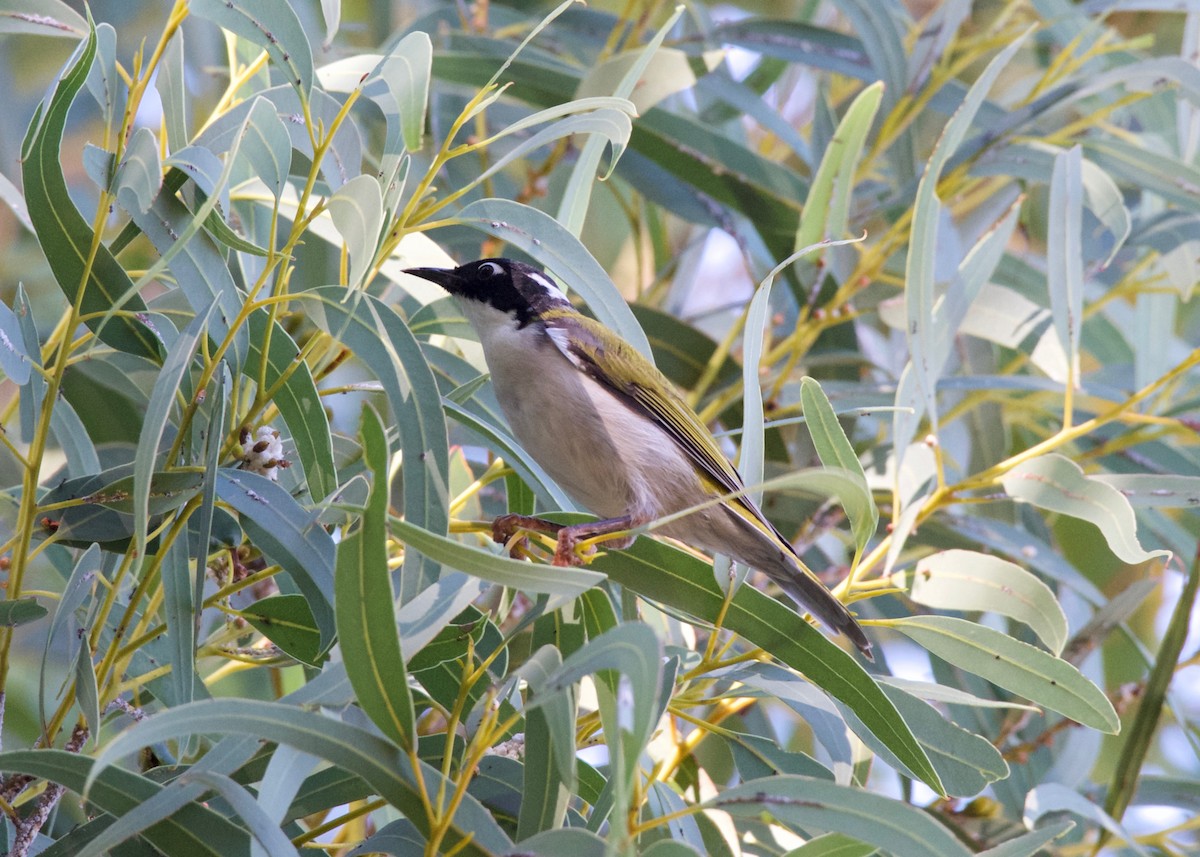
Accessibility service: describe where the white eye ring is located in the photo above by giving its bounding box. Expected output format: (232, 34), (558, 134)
(478, 261), (503, 277)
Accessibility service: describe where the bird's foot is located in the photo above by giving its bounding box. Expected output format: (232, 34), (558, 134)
(492, 514), (562, 560)
(552, 528), (597, 567)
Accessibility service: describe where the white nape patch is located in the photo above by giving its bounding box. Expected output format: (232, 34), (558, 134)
(526, 270), (569, 303)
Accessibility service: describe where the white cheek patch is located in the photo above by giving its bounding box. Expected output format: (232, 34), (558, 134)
(526, 270), (569, 303)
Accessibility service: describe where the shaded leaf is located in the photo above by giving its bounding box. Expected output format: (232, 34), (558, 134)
(891, 615), (1120, 733)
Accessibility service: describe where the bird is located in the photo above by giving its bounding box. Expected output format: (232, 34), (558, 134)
(404, 258), (872, 659)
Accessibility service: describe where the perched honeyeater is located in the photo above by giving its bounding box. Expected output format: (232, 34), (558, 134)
(405, 258), (871, 658)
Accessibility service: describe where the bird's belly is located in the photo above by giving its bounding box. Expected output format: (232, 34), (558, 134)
(490, 349), (697, 522)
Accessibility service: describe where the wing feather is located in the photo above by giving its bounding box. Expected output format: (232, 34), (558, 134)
(542, 311), (772, 530)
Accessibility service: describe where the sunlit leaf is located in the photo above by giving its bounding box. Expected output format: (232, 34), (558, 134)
(895, 549), (1069, 655)
(1000, 454), (1171, 565)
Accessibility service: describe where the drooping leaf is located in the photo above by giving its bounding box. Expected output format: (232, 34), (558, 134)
(21, 23), (159, 358)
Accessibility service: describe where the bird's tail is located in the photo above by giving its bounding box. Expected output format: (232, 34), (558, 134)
(720, 507), (873, 659)
(763, 561), (873, 660)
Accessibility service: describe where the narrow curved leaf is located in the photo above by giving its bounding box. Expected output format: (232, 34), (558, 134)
(21, 24), (158, 358)
(456, 199), (653, 359)
(390, 517), (604, 598)
(0, 597), (48, 627)
(0, 749), (248, 857)
(337, 405), (415, 749)
(86, 699), (512, 857)
(710, 775), (971, 857)
(304, 287), (448, 595)
(216, 469), (336, 649)
(246, 310), (335, 502)
(328, 174), (383, 290)
(588, 537), (943, 794)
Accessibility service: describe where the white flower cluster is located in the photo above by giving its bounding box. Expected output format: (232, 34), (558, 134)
(486, 733), (525, 760)
(240, 426), (288, 481)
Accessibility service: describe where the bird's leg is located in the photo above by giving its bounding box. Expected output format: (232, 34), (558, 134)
(491, 514), (639, 567)
(551, 516), (636, 567)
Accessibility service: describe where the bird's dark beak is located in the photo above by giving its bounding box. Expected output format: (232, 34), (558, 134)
(404, 266), (461, 294)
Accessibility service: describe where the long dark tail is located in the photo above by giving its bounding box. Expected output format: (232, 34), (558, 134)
(765, 561), (873, 660)
(722, 508), (873, 659)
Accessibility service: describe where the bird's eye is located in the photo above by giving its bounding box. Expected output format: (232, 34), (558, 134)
(477, 261), (503, 278)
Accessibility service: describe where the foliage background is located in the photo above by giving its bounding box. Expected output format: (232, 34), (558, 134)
(0, 0), (1197, 855)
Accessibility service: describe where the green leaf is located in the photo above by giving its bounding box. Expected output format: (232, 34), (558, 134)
(194, 85), (361, 190)
(246, 310), (336, 502)
(337, 405), (416, 749)
(123, 192), (249, 370)
(1092, 474), (1200, 508)
(975, 820), (1075, 857)
(873, 685), (1009, 798)
(723, 730), (833, 781)
(216, 469), (337, 650)
(904, 30), (1031, 423)
(1025, 784), (1151, 856)
(1000, 453), (1170, 565)
(242, 594), (324, 666)
(877, 676), (1040, 712)
(512, 829), (610, 857)
(0, 0), (86, 37)
(177, 770), (303, 857)
(21, 23), (159, 358)
(0, 749), (249, 856)
(517, 646), (572, 838)
(160, 533), (196, 715)
(800, 377), (877, 561)
(156, 28), (188, 151)
(304, 288), (448, 596)
(191, 0), (313, 97)
(709, 775), (970, 857)
(328, 174), (383, 290)
(238, 96), (291, 199)
(1048, 145), (1083, 387)
(73, 638), (99, 744)
(113, 126), (161, 214)
(86, 699), (511, 857)
(588, 538), (943, 794)
(378, 31), (432, 154)
(1105, 551), (1199, 823)
(0, 597), (48, 627)
(794, 81), (883, 250)
(559, 8), (687, 233)
(0, 296), (32, 385)
(891, 615), (1120, 733)
(895, 549), (1069, 655)
(783, 833), (877, 856)
(132, 303), (216, 566)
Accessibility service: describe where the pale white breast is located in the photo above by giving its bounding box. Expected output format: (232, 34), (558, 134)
(458, 300), (700, 523)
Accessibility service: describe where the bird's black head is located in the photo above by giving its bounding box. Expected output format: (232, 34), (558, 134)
(404, 258), (571, 328)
